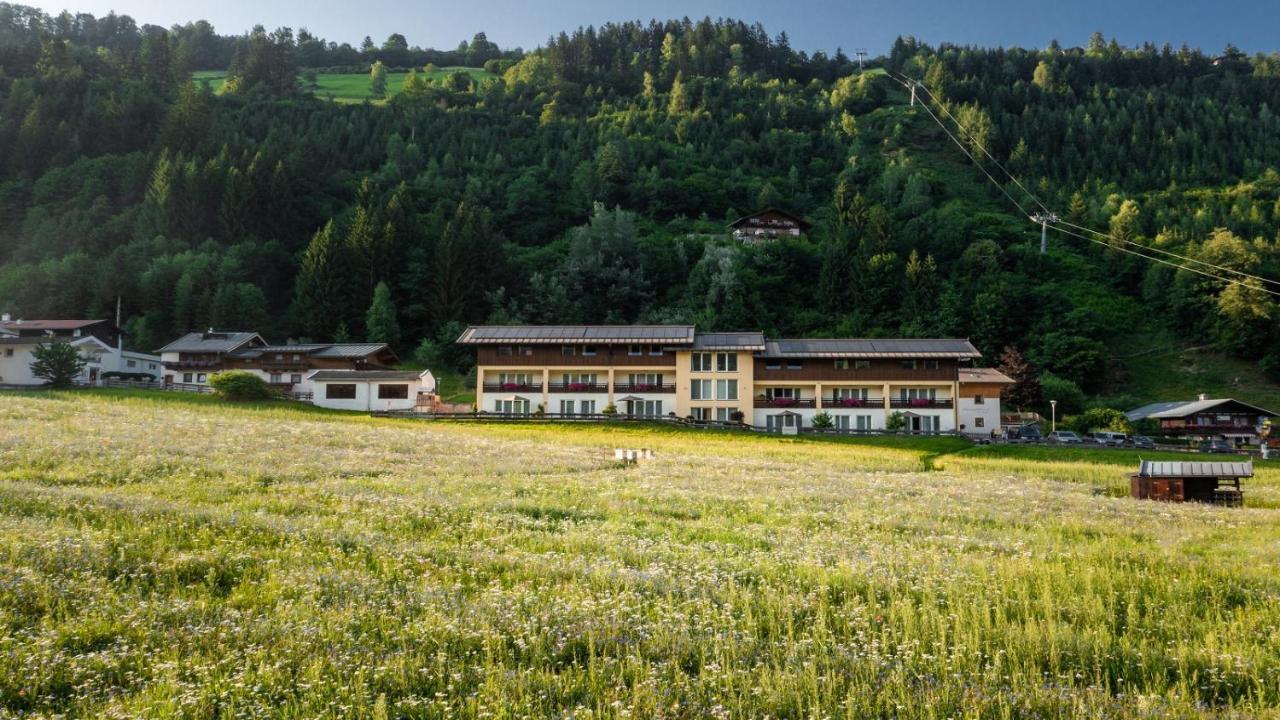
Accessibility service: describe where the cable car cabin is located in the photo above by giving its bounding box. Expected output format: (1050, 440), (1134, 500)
(1129, 460), (1249, 507)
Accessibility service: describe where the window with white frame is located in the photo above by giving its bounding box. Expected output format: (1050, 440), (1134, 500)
(628, 344), (643, 356)
(834, 359), (849, 370)
(183, 373), (193, 383)
(975, 417), (985, 428)
(649, 345), (664, 356)
(582, 345), (597, 356)
(786, 359), (803, 370)
(126, 359), (137, 368)
(559, 399), (577, 415)
(832, 387), (869, 400)
(716, 379), (738, 400)
(629, 399), (663, 417)
(856, 415), (872, 430)
(580, 400), (596, 414)
(495, 398), (530, 415)
(691, 379), (712, 400)
(691, 352), (712, 372)
(269, 373), (282, 384)
(561, 345), (576, 356)
(560, 373), (598, 386)
(628, 372), (663, 386)
(496, 373), (532, 385)
(291, 374), (302, 384)
(715, 407), (737, 422)
(765, 387), (797, 400)
(834, 415), (851, 429)
(690, 407), (711, 421)
(716, 352), (737, 372)
(765, 358), (781, 370)
(901, 387), (937, 401)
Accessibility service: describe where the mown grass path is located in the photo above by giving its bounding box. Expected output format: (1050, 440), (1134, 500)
(1, 391), (1278, 718)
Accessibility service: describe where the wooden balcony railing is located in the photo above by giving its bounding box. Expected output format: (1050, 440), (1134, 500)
(613, 383), (676, 393)
(889, 398), (953, 409)
(822, 397), (883, 408)
(482, 382), (544, 393)
(755, 397), (817, 409)
(548, 383), (609, 393)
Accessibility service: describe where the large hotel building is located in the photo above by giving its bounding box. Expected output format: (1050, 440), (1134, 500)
(457, 325), (1011, 434)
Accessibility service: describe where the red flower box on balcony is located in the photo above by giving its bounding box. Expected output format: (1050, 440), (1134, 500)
(633, 384), (654, 392)
(568, 382), (588, 391)
(772, 397), (797, 407)
(837, 398), (864, 407)
(909, 398), (930, 407)
(500, 382), (520, 391)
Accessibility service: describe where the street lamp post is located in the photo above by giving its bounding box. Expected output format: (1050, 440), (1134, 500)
(1050, 400), (1057, 434)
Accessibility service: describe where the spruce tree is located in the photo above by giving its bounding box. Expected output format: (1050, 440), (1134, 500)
(365, 281), (401, 349)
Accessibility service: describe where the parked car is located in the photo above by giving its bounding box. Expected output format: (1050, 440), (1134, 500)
(1047, 430), (1083, 444)
(1017, 425), (1043, 443)
(1129, 435), (1156, 450)
(1092, 431), (1128, 447)
(1198, 439), (1235, 454)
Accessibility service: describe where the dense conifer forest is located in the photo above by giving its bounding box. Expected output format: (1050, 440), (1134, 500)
(2, 3), (1279, 410)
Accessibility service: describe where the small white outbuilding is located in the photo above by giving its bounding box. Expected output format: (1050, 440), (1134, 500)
(307, 369), (436, 412)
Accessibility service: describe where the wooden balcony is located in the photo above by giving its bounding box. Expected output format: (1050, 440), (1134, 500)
(548, 383), (609, 393)
(822, 397), (883, 408)
(889, 398), (953, 409)
(756, 397), (817, 409)
(482, 382), (544, 393)
(614, 383), (676, 394)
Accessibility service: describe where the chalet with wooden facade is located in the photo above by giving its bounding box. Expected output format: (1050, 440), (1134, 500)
(728, 209), (812, 242)
(0, 315), (161, 386)
(1125, 396), (1276, 444)
(457, 325), (1001, 434)
(157, 331), (399, 394)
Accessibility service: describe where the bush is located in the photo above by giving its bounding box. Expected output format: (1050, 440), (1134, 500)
(209, 371), (274, 401)
(811, 411), (834, 429)
(1066, 407), (1133, 435)
(1040, 372), (1086, 416)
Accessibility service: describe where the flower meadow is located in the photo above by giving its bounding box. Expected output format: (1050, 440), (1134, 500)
(1, 392), (1279, 718)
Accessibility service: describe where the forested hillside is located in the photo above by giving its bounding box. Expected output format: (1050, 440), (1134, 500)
(1, 3), (1278, 412)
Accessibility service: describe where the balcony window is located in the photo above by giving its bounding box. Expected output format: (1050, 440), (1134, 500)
(691, 352), (712, 372)
(562, 345), (576, 356)
(716, 353), (738, 372)
(628, 344), (643, 356)
(834, 359), (849, 370)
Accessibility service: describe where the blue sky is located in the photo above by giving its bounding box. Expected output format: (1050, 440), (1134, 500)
(27, 0), (1279, 55)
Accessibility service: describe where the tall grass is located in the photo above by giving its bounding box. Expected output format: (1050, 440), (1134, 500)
(1, 392), (1278, 717)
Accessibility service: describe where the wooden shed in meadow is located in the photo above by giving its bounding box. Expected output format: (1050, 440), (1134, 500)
(1129, 460), (1249, 507)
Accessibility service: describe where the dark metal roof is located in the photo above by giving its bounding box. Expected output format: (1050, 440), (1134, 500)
(691, 332), (766, 351)
(762, 338), (981, 359)
(229, 343), (393, 360)
(1129, 398), (1277, 421)
(457, 325), (696, 345)
(727, 208), (813, 231)
(0, 319), (107, 331)
(157, 331), (265, 354)
(1136, 460), (1252, 478)
(309, 370), (427, 382)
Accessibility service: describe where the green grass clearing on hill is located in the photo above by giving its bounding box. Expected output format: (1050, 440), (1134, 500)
(192, 67), (494, 103)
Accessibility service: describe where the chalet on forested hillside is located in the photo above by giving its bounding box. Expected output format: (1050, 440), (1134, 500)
(157, 330), (400, 394)
(728, 209), (812, 242)
(1126, 396), (1276, 444)
(0, 315), (161, 386)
